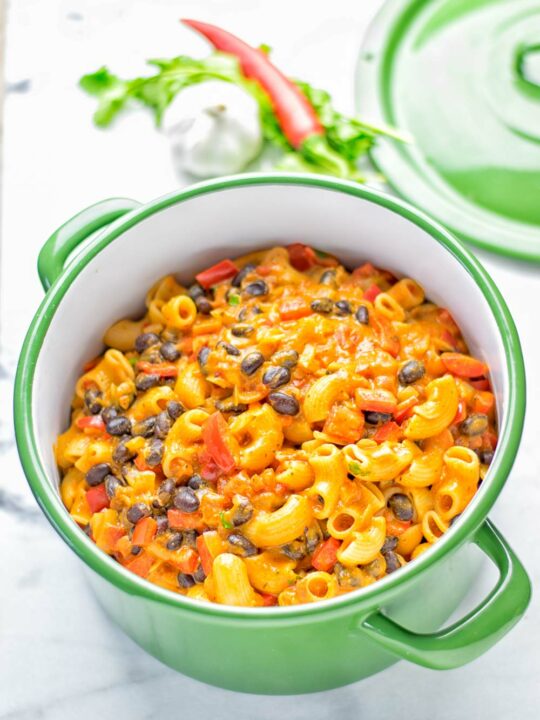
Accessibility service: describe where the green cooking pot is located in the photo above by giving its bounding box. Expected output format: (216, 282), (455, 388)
(14, 174), (530, 694)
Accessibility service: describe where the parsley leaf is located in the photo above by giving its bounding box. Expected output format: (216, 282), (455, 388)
(220, 511), (233, 530)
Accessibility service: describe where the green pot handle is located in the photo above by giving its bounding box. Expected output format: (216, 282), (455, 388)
(361, 520), (531, 669)
(38, 197), (141, 291)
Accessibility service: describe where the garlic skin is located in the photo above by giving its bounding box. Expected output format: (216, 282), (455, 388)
(163, 80), (263, 178)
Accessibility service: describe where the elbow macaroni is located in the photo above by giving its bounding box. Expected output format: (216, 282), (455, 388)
(56, 245), (496, 607)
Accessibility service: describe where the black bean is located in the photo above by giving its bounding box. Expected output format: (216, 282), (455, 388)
(281, 539), (306, 560)
(135, 373), (160, 391)
(244, 280), (268, 297)
(131, 545), (142, 556)
(140, 349), (164, 365)
(192, 564), (206, 583)
(381, 536), (398, 554)
(182, 530), (198, 548)
(272, 349), (299, 369)
(227, 533), (257, 557)
(86, 463), (111, 487)
(461, 413), (489, 437)
(218, 341), (241, 357)
(237, 307), (248, 322)
(167, 532), (183, 550)
(113, 438), (136, 464)
(252, 306), (262, 315)
(262, 365), (291, 389)
(355, 306), (369, 325)
(152, 411), (171, 440)
(388, 493), (414, 522)
(305, 525), (323, 554)
(364, 411), (392, 425)
(188, 283), (205, 300)
(156, 514), (169, 534)
(241, 351), (264, 376)
(365, 556), (386, 578)
(178, 573), (196, 589)
(173, 487), (200, 513)
(132, 416), (156, 438)
(268, 391), (299, 416)
(198, 346), (211, 370)
(127, 502), (150, 524)
(135, 332), (160, 354)
(232, 263), (256, 287)
(160, 342), (180, 362)
(187, 474), (203, 490)
(158, 478), (176, 503)
(195, 296), (212, 315)
(215, 399), (248, 415)
(478, 449), (494, 465)
(104, 475), (121, 499)
(311, 297), (333, 314)
(146, 439), (164, 467)
(335, 300), (351, 315)
(231, 324), (254, 337)
(167, 400), (184, 420)
(101, 406), (119, 424)
(319, 269), (337, 287)
(398, 360), (426, 385)
(106, 415), (132, 436)
(230, 496), (253, 526)
(84, 388), (102, 415)
(383, 550), (401, 574)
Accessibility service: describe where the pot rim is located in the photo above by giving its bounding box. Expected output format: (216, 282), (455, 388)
(14, 172), (526, 620)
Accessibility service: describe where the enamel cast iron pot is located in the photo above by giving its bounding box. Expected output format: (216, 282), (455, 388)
(15, 174), (530, 695)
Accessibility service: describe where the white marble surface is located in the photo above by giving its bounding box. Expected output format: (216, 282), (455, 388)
(1, 1), (540, 717)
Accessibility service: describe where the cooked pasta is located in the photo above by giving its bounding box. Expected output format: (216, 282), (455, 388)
(56, 244), (497, 607)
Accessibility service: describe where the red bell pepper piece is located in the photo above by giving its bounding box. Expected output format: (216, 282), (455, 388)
(279, 298), (312, 320)
(356, 388), (397, 414)
(352, 262), (377, 278)
(137, 361), (178, 377)
(453, 400), (467, 424)
(167, 509), (205, 531)
(196, 534), (214, 576)
(182, 20), (323, 149)
(312, 537), (341, 572)
(175, 546), (200, 575)
(393, 396), (418, 424)
(470, 377), (491, 391)
(373, 420), (402, 443)
(260, 592), (278, 606)
(363, 283), (382, 303)
(202, 412), (236, 474)
(76, 415), (106, 433)
(126, 552), (153, 578)
(195, 258), (238, 288)
(473, 391), (495, 415)
(86, 484), (110, 513)
(286, 243), (318, 271)
(132, 517), (158, 548)
(441, 352), (488, 379)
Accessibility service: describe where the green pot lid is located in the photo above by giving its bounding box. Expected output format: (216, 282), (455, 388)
(356, 0), (540, 261)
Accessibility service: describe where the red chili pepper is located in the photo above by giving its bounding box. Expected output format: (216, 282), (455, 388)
(312, 537), (341, 572)
(132, 517), (158, 548)
(76, 415), (106, 433)
(202, 412), (236, 474)
(363, 283), (382, 303)
(441, 352), (488, 379)
(196, 534), (214, 576)
(86, 484), (110, 513)
(195, 258), (238, 288)
(137, 361), (178, 377)
(286, 243), (318, 271)
(182, 20), (323, 149)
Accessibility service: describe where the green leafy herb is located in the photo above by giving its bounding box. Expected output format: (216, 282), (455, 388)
(348, 461), (369, 477)
(220, 511), (233, 530)
(80, 49), (405, 179)
(228, 294), (240, 306)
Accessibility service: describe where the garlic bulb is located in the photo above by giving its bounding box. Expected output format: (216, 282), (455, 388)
(163, 80), (263, 178)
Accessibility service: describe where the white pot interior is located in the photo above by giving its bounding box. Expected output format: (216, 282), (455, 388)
(33, 182), (508, 491)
